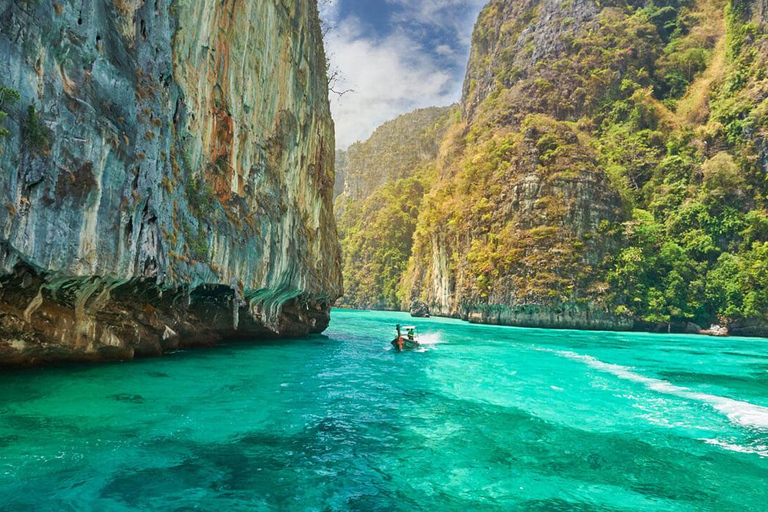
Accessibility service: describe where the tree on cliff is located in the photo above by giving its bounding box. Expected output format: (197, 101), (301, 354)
(0, 86), (19, 142)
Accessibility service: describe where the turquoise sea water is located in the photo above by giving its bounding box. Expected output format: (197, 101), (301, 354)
(1, 310), (768, 511)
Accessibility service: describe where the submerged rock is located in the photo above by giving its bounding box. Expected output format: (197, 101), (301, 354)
(409, 301), (430, 318)
(0, 0), (341, 365)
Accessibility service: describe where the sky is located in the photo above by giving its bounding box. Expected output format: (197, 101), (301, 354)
(319, 0), (487, 149)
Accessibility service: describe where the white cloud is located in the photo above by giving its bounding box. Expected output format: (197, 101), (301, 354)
(321, 1), (485, 149)
(385, 0), (486, 45)
(318, 0), (341, 23)
(435, 44), (456, 57)
(325, 17), (459, 149)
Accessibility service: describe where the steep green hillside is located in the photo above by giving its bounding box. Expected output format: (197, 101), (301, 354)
(335, 107), (456, 309)
(402, 0), (768, 333)
(337, 107), (456, 201)
(342, 0), (768, 335)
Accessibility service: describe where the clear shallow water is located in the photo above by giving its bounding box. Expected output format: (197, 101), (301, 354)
(2, 310), (768, 511)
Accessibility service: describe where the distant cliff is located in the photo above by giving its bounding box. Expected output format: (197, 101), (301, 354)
(336, 107), (455, 201)
(342, 0), (768, 335)
(0, 0), (342, 365)
(334, 107), (454, 310)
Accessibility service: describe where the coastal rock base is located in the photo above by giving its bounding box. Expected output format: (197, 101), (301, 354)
(728, 319), (768, 338)
(409, 301), (430, 318)
(461, 303), (633, 331)
(0, 261), (331, 367)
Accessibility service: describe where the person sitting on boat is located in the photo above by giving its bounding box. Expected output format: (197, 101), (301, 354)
(402, 326), (419, 349)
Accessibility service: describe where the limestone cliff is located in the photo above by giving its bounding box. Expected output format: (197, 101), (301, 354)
(336, 107), (455, 201)
(402, 115), (628, 329)
(334, 106), (454, 310)
(343, 0), (768, 334)
(0, 0), (342, 365)
(401, 0), (632, 330)
(333, 149), (348, 199)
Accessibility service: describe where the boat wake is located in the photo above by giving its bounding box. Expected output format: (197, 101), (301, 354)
(418, 333), (446, 346)
(541, 349), (768, 434)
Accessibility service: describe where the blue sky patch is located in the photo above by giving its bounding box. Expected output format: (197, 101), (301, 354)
(320, 0), (486, 148)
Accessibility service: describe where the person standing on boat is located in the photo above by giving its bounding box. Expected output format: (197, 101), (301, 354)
(393, 325), (404, 351)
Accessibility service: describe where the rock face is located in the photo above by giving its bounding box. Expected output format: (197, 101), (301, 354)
(461, 0), (602, 122)
(685, 322), (703, 335)
(337, 107), (454, 202)
(341, 0), (768, 335)
(397, 0), (637, 330)
(409, 301), (430, 318)
(0, 0), (342, 365)
(701, 325), (729, 337)
(333, 150), (348, 199)
(402, 121), (627, 329)
(729, 318), (768, 337)
(466, 304), (632, 331)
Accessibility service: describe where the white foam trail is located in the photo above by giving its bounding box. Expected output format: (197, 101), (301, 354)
(417, 333), (445, 346)
(544, 349), (768, 432)
(701, 439), (768, 458)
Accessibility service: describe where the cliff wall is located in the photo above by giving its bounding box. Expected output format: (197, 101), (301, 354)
(0, 0), (342, 365)
(337, 106), (454, 201)
(398, 0), (633, 329)
(398, 0), (768, 333)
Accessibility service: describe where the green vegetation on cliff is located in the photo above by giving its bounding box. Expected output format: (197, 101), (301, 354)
(339, 0), (768, 334)
(335, 107), (455, 309)
(593, 0), (768, 330)
(0, 86), (19, 141)
(338, 175), (430, 309)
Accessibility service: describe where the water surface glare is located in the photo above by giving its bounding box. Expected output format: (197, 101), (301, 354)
(2, 310), (768, 511)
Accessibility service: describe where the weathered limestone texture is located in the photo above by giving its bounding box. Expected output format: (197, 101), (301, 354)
(0, 0), (342, 365)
